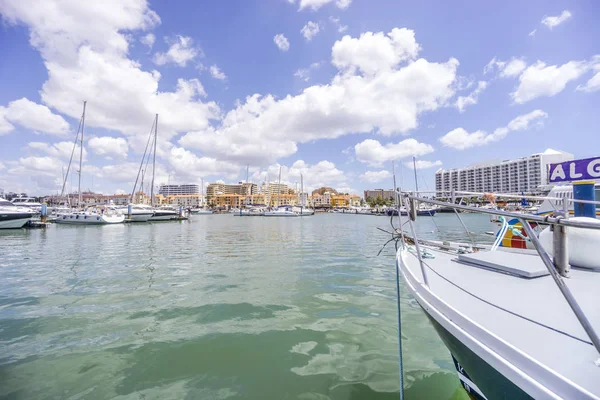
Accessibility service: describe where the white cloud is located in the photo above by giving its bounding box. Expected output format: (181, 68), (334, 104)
(297, 0), (351, 11)
(28, 141), (87, 160)
(88, 136), (129, 159)
(332, 28), (421, 76)
(577, 71), (600, 93)
(511, 60), (589, 103)
(0, 98), (70, 136)
(404, 159), (442, 169)
(360, 170), (392, 183)
(273, 34), (290, 51)
(483, 57), (526, 78)
(293, 62), (321, 81)
(209, 64), (227, 80)
(181, 28), (458, 166)
(301, 21), (321, 41)
(251, 160), (350, 193)
(541, 10), (572, 30)
(140, 33), (155, 48)
(329, 16), (348, 33)
(167, 147), (240, 180)
(153, 35), (199, 67)
(455, 81), (487, 112)
(529, 29), (537, 37)
(439, 109), (548, 150)
(501, 58), (527, 78)
(354, 138), (435, 167)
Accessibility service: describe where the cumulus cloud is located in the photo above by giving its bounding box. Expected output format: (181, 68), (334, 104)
(251, 160), (350, 193)
(332, 28), (421, 75)
(455, 81), (487, 112)
(404, 159), (442, 169)
(0, 98), (70, 136)
(209, 64), (227, 80)
(511, 60), (589, 103)
(88, 136), (129, 159)
(273, 34), (290, 51)
(541, 10), (572, 30)
(354, 138), (435, 167)
(360, 170), (392, 183)
(153, 35), (200, 67)
(484, 57), (526, 78)
(181, 28), (457, 166)
(28, 141), (87, 161)
(293, 62), (321, 81)
(329, 16), (348, 33)
(301, 21), (320, 41)
(577, 71), (600, 93)
(439, 110), (548, 150)
(140, 33), (155, 48)
(297, 0), (351, 11)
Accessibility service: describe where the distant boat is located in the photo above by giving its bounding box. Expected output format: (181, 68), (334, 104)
(11, 197), (42, 213)
(387, 207), (437, 216)
(233, 207), (265, 216)
(0, 198), (34, 229)
(264, 206), (298, 217)
(117, 204), (154, 222)
(149, 206), (179, 221)
(191, 208), (213, 215)
(55, 101), (125, 225)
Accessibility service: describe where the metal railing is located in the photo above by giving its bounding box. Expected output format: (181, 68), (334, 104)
(401, 192), (600, 357)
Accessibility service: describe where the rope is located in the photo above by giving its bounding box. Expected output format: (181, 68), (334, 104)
(395, 249), (405, 400)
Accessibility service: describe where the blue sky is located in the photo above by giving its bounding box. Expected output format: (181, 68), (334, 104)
(0, 0), (598, 196)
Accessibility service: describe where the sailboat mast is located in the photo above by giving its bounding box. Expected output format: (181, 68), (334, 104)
(78, 101), (87, 207)
(140, 169), (144, 204)
(413, 156), (419, 193)
(150, 114), (158, 207)
(277, 166), (282, 207)
(301, 174), (304, 210)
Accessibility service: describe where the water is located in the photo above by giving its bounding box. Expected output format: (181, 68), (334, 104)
(0, 213), (495, 399)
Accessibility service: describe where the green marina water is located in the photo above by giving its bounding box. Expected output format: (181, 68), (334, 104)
(0, 213), (494, 399)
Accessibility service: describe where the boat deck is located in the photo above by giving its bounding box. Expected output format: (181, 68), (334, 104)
(400, 245), (600, 399)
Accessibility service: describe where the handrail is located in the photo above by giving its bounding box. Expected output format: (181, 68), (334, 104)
(405, 189), (600, 206)
(406, 195), (600, 231)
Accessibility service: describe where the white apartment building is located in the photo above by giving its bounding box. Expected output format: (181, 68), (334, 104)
(435, 149), (574, 196)
(158, 184), (200, 196)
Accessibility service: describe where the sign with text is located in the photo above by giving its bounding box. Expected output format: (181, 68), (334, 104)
(548, 157), (600, 183)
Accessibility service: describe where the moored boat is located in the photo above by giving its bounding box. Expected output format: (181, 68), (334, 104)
(0, 198), (34, 229)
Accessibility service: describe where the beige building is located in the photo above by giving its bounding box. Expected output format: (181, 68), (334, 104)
(206, 182), (258, 199)
(154, 194), (203, 207)
(210, 194), (267, 208)
(312, 193), (331, 208)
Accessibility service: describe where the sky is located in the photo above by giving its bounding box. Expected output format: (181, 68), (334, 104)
(0, 0), (598, 196)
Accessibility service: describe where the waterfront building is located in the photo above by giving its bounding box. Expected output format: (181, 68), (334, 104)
(312, 193), (331, 208)
(158, 184), (200, 196)
(154, 194), (203, 208)
(435, 149), (574, 197)
(364, 189), (395, 201)
(206, 182), (258, 200)
(210, 194), (267, 208)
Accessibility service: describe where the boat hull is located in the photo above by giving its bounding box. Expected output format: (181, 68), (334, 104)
(0, 213), (33, 229)
(264, 212), (298, 217)
(426, 313), (533, 400)
(148, 212), (178, 221)
(55, 213), (125, 224)
(127, 212), (154, 222)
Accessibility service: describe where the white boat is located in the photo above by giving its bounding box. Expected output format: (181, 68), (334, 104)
(232, 207), (265, 216)
(149, 206), (179, 221)
(55, 210), (125, 225)
(54, 102), (125, 226)
(191, 208), (213, 215)
(264, 206), (298, 217)
(0, 198), (34, 229)
(538, 183), (600, 217)
(291, 206), (314, 216)
(395, 191), (600, 400)
(11, 197), (43, 213)
(118, 204), (154, 222)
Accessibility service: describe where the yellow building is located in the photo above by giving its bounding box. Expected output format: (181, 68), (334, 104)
(270, 193), (298, 207)
(330, 195), (349, 208)
(210, 194), (267, 208)
(348, 195), (362, 207)
(154, 194), (203, 207)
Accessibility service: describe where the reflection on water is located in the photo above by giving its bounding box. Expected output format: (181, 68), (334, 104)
(0, 213), (492, 399)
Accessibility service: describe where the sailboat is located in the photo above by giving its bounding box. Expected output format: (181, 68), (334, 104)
(190, 178), (213, 214)
(264, 166), (297, 217)
(55, 102), (125, 225)
(292, 174), (314, 216)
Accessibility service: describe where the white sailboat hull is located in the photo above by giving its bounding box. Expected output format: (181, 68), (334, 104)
(264, 211), (298, 217)
(55, 213), (125, 224)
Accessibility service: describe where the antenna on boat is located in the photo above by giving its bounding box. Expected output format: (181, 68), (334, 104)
(412, 156), (418, 194)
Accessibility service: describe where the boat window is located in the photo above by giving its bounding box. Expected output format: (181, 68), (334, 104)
(0, 200), (15, 207)
(596, 189), (600, 202)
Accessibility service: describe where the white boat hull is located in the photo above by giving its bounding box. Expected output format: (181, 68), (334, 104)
(55, 213), (125, 224)
(0, 216), (32, 229)
(127, 212), (154, 222)
(264, 212), (298, 217)
(148, 211), (178, 221)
